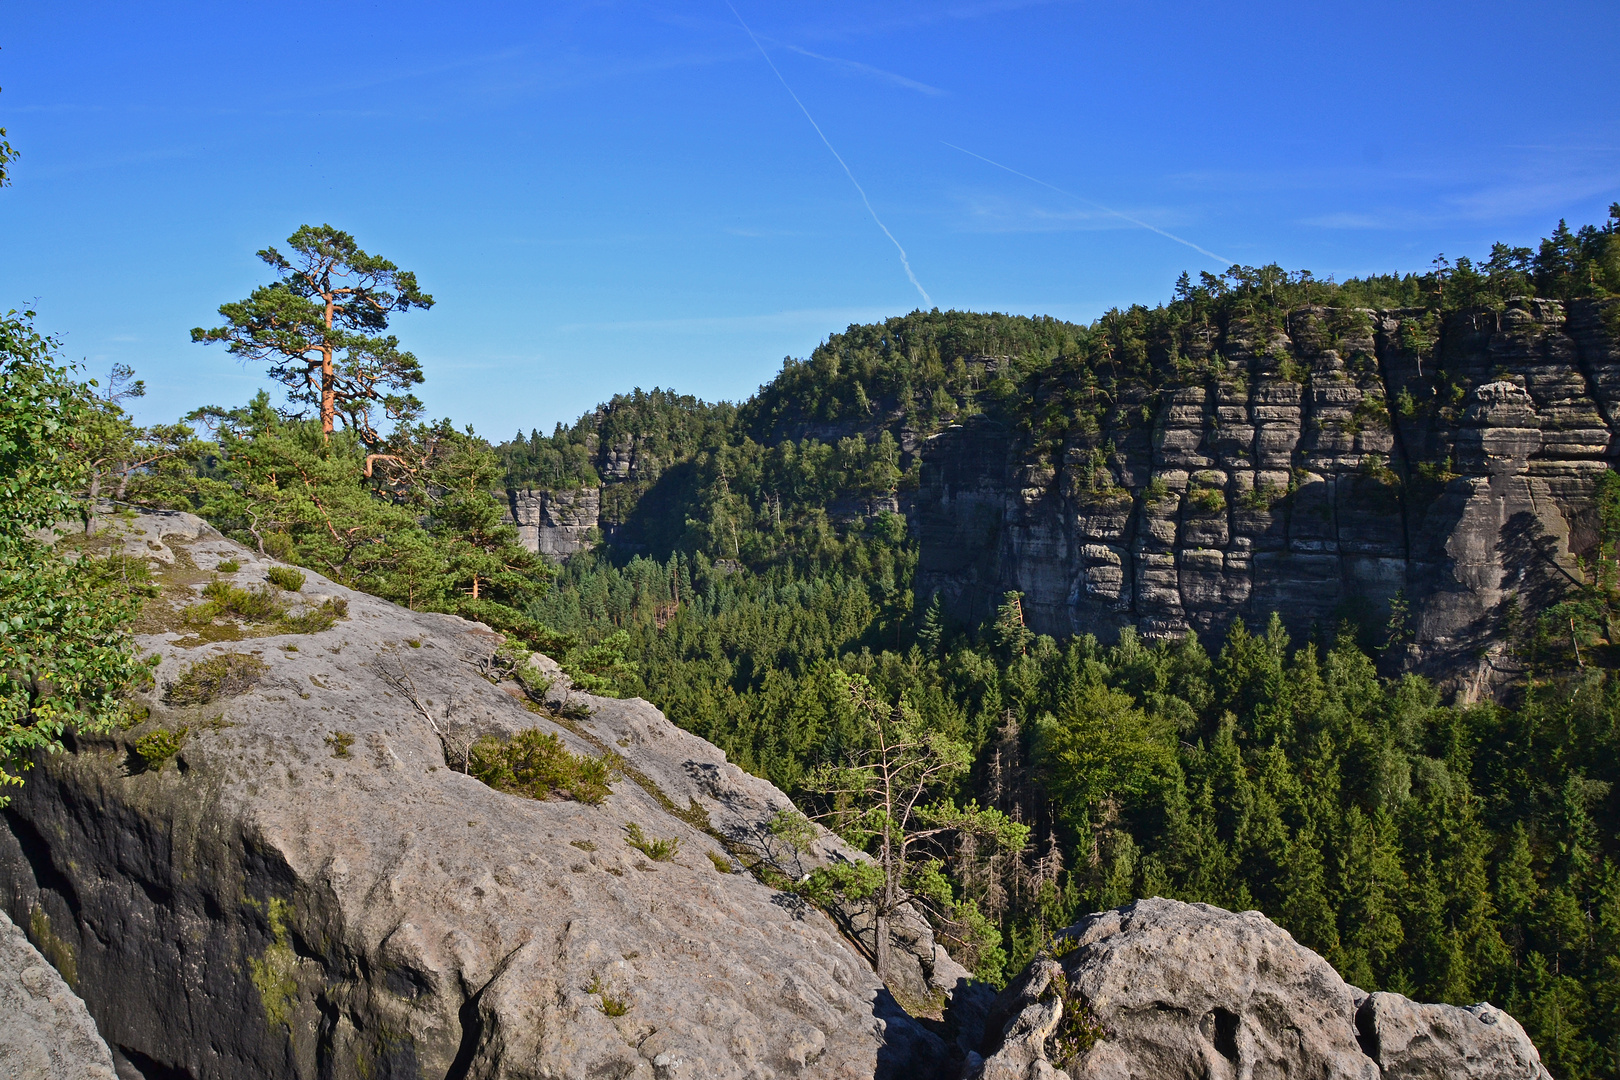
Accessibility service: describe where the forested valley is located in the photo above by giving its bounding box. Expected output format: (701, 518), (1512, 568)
(10, 210), (1620, 1076)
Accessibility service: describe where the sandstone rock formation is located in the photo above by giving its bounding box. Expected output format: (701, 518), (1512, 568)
(970, 898), (1549, 1080)
(0, 907), (118, 1080)
(506, 486), (601, 559)
(1, 509), (965, 1080)
(914, 298), (1619, 691)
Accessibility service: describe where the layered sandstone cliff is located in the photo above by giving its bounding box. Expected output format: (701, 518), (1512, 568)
(913, 298), (1619, 688)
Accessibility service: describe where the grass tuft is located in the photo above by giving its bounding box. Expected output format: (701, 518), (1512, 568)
(280, 597), (348, 634)
(586, 974), (630, 1016)
(166, 651), (268, 705)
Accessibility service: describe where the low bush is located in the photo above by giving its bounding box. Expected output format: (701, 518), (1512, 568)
(165, 651), (268, 705)
(324, 731), (354, 758)
(216, 559), (240, 574)
(466, 728), (619, 804)
(266, 566), (305, 591)
(135, 726), (188, 770)
(280, 597), (348, 634)
(188, 581), (285, 624)
(624, 822), (679, 862)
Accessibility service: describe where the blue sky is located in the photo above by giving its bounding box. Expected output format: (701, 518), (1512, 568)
(3, 1), (1617, 438)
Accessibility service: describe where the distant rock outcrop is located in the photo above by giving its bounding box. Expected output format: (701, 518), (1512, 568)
(506, 485), (601, 559)
(971, 898), (1549, 1080)
(0, 907), (118, 1080)
(1, 509), (970, 1079)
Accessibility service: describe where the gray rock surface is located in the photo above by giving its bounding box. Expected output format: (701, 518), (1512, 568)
(0, 907), (118, 1080)
(1363, 993), (1552, 1080)
(1, 509), (959, 1080)
(973, 898), (1548, 1080)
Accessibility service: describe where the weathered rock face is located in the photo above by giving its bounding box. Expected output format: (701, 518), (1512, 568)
(971, 898), (1549, 1080)
(0, 907), (118, 1080)
(914, 298), (1619, 690)
(1, 510), (963, 1080)
(506, 486), (600, 559)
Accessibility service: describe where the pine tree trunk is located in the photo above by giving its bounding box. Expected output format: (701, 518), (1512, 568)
(874, 910), (891, 986)
(321, 346), (336, 437)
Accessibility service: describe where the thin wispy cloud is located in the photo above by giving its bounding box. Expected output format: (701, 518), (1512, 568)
(955, 194), (1168, 234)
(556, 306), (892, 335)
(945, 142), (1232, 266)
(774, 42), (946, 96)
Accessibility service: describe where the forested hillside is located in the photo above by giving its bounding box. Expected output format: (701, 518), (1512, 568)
(14, 210), (1620, 1076)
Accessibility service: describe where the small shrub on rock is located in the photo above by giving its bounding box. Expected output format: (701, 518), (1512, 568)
(265, 566), (305, 591)
(1044, 971), (1107, 1066)
(324, 731), (354, 758)
(135, 726), (188, 771)
(466, 728), (619, 805)
(215, 559), (240, 574)
(624, 822), (679, 862)
(280, 597), (348, 634)
(188, 581), (285, 624)
(166, 651), (268, 705)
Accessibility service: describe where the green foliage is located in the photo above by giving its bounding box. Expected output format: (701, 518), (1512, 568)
(165, 651), (268, 705)
(624, 822), (679, 861)
(1044, 971), (1107, 1066)
(466, 728), (618, 805)
(0, 311), (147, 802)
(135, 726), (188, 770)
(324, 730), (354, 758)
(706, 850), (733, 873)
(176, 395), (552, 636)
(266, 566), (305, 591)
(216, 559), (240, 574)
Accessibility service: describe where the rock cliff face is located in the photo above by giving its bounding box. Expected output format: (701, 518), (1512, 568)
(972, 898), (1549, 1080)
(914, 298), (1619, 688)
(1, 511), (968, 1080)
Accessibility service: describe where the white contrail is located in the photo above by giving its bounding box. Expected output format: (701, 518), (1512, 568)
(725, 2), (933, 306)
(943, 141), (1232, 268)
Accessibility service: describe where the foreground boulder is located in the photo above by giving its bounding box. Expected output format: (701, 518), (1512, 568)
(972, 899), (1549, 1080)
(1, 509), (959, 1079)
(0, 907), (118, 1079)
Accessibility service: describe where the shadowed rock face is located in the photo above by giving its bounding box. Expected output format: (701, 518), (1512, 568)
(970, 898), (1549, 1080)
(0, 510), (962, 1080)
(0, 908), (118, 1080)
(914, 298), (1619, 693)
